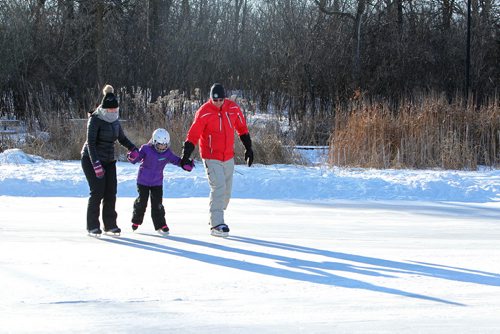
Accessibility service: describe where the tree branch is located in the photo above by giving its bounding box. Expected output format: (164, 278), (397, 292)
(314, 0), (355, 20)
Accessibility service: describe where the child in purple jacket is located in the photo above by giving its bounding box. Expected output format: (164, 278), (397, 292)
(127, 128), (194, 235)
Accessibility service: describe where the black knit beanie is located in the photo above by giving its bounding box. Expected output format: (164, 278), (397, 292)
(101, 93), (118, 109)
(210, 83), (225, 99)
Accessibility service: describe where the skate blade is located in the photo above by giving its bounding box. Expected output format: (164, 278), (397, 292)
(210, 230), (228, 238)
(88, 233), (102, 238)
(104, 232), (121, 236)
(156, 231), (170, 237)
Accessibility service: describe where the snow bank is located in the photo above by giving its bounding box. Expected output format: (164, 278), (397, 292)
(0, 150), (499, 202)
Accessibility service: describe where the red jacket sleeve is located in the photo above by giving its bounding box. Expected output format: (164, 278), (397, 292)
(231, 102), (249, 136)
(186, 107), (206, 145)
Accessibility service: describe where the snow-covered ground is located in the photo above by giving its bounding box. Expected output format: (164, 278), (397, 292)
(1, 149), (499, 333)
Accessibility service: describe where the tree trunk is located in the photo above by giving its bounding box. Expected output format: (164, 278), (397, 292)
(352, 0), (366, 89)
(95, 0), (104, 87)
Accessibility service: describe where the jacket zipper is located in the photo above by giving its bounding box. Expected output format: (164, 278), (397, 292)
(225, 112), (233, 129)
(221, 111), (227, 160)
(209, 135), (212, 154)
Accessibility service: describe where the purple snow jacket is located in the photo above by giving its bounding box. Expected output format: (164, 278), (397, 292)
(130, 143), (182, 187)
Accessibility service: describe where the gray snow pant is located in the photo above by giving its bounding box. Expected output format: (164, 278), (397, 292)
(203, 158), (234, 227)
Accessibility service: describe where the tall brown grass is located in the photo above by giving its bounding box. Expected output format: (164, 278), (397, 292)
(14, 87), (300, 165)
(4, 87), (499, 170)
(330, 94), (499, 169)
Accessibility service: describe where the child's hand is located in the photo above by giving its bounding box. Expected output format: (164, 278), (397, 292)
(127, 148), (139, 163)
(182, 159), (194, 172)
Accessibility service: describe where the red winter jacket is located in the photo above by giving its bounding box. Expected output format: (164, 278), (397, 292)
(186, 99), (249, 162)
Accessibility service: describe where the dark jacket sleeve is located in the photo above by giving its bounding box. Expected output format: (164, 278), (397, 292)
(86, 116), (100, 164)
(117, 122), (136, 150)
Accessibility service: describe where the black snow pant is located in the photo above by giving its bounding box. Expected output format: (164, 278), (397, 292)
(81, 155), (119, 231)
(131, 184), (166, 230)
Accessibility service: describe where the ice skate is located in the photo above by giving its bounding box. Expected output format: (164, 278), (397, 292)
(210, 224), (229, 238)
(88, 228), (102, 237)
(156, 225), (170, 236)
(104, 227), (121, 236)
(132, 223), (140, 232)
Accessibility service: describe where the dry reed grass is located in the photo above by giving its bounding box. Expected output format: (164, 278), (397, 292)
(12, 88), (301, 165)
(5, 87), (498, 170)
(329, 94), (499, 169)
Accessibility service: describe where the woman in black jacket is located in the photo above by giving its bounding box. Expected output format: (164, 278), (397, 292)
(81, 84), (137, 236)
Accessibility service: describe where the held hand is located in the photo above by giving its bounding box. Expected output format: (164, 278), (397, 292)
(244, 148), (254, 167)
(93, 161), (105, 178)
(181, 158), (194, 172)
(180, 141), (195, 171)
(127, 148), (139, 163)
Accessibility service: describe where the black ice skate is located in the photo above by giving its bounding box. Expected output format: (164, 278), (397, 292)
(88, 228), (102, 237)
(104, 227), (121, 236)
(210, 224), (229, 238)
(156, 225), (170, 236)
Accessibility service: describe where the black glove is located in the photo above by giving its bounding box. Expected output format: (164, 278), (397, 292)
(244, 148), (254, 167)
(239, 133), (253, 167)
(181, 141), (195, 167)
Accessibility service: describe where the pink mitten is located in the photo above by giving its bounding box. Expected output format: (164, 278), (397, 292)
(127, 149), (139, 163)
(93, 161), (105, 178)
(182, 160), (194, 172)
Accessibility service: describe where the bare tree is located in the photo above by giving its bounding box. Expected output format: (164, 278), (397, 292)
(0, 0), (498, 129)
(94, 0), (104, 86)
(315, 0), (366, 88)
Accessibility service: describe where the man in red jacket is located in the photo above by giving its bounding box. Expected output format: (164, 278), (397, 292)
(181, 83), (253, 237)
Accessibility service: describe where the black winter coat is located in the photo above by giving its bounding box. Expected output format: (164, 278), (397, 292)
(81, 114), (135, 163)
